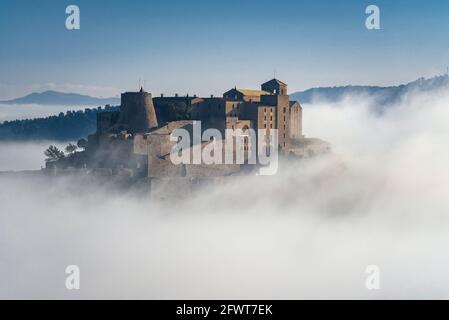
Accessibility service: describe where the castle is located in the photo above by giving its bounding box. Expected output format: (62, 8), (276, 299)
(48, 78), (329, 188)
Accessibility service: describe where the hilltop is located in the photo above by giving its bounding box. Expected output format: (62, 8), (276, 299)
(0, 90), (120, 106)
(290, 75), (449, 106)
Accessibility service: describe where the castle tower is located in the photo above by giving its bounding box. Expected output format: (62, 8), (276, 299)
(260, 79), (290, 150)
(118, 87), (158, 133)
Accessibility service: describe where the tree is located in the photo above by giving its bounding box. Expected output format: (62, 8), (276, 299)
(44, 145), (65, 162)
(65, 143), (78, 154)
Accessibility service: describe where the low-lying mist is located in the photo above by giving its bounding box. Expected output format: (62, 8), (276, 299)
(1, 88), (449, 299)
(0, 141), (67, 171)
(0, 103), (89, 122)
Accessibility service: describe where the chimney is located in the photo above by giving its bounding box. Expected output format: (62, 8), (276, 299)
(175, 93), (178, 97)
(161, 93), (164, 98)
(210, 94), (214, 98)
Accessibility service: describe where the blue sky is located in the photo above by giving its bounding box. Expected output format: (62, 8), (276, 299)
(0, 0), (448, 99)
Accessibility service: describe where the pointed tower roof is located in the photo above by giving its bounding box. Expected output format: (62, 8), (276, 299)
(262, 78), (287, 86)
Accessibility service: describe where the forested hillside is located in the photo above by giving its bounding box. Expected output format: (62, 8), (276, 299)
(0, 105), (119, 141)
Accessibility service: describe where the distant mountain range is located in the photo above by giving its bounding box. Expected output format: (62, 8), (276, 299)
(0, 90), (120, 106)
(2, 75), (448, 109)
(290, 75), (449, 106)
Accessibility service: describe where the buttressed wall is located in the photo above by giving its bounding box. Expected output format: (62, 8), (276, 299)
(118, 88), (158, 133)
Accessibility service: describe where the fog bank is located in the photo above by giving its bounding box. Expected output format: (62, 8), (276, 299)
(0, 141), (66, 171)
(1, 88), (449, 299)
(0, 104), (90, 122)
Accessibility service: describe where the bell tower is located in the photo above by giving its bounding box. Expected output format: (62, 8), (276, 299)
(260, 79), (290, 150)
